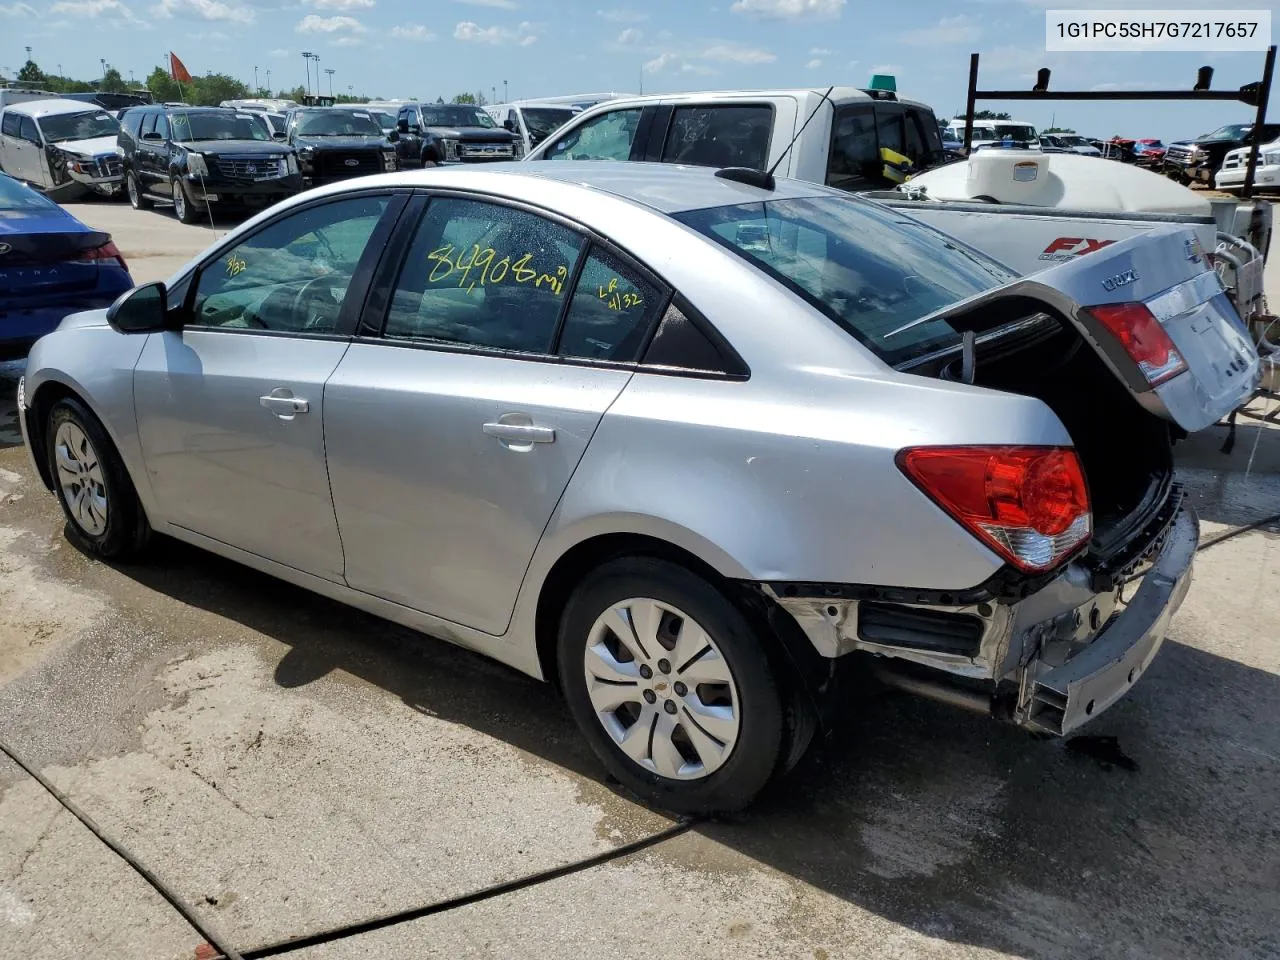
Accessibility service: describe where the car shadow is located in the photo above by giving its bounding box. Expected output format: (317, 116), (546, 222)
(0, 360), (26, 450)
(106, 533), (1280, 959)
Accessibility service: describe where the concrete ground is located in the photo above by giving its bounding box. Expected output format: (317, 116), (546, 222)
(0, 202), (1277, 960)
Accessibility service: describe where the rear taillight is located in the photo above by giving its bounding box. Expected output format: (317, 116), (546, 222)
(73, 241), (128, 271)
(1086, 302), (1187, 386)
(897, 445), (1092, 573)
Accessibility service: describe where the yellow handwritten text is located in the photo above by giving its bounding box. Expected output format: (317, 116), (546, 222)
(597, 276), (642, 312)
(225, 254), (248, 278)
(427, 243), (568, 295)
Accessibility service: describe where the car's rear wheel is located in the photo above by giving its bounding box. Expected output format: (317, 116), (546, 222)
(171, 177), (199, 224)
(558, 557), (784, 815)
(46, 397), (150, 561)
(127, 171), (151, 210)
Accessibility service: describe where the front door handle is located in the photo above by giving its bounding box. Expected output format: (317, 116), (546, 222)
(483, 422), (555, 444)
(260, 388), (310, 420)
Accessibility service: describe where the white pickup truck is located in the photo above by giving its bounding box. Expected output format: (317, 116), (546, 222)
(524, 87), (1271, 328)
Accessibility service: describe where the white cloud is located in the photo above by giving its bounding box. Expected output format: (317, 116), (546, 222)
(616, 26), (642, 44)
(699, 43), (775, 64)
(730, 0), (843, 21)
(597, 7), (646, 21)
(457, 0), (517, 7)
(899, 14), (979, 46)
(187, 28), (229, 40)
(0, 2), (38, 16)
(868, 63), (901, 75)
(391, 22), (435, 40)
(153, 0), (253, 23)
(268, 47), (290, 57)
(680, 62), (716, 75)
(807, 58), (822, 69)
(809, 46), (831, 55)
(306, 0), (373, 8)
(296, 12), (365, 31)
(49, 0), (141, 21)
(644, 52), (677, 73)
(329, 34), (362, 45)
(454, 19), (539, 44)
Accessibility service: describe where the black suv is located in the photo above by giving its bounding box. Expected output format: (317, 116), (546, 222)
(1164, 122), (1280, 185)
(119, 105), (301, 223)
(393, 102), (519, 167)
(285, 106), (399, 187)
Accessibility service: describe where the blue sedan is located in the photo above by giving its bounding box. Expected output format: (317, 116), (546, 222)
(0, 173), (133, 360)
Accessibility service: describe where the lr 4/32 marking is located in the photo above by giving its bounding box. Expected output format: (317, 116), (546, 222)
(1039, 237), (1116, 263)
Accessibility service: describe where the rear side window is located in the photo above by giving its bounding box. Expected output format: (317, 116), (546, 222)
(556, 245), (665, 362)
(660, 105), (772, 170)
(673, 197), (1016, 366)
(122, 109), (144, 138)
(384, 197), (585, 353)
(826, 105), (878, 190)
(0, 112), (19, 137)
(542, 108), (642, 161)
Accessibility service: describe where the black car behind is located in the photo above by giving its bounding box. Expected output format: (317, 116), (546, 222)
(394, 103), (518, 167)
(1164, 122), (1280, 184)
(286, 107), (398, 187)
(119, 105), (301, 223)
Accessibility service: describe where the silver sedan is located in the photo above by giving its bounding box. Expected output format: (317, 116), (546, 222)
(17, 163), (1259, 813)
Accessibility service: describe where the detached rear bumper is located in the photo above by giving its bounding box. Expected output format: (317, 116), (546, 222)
(1018, 507), (1197, 735)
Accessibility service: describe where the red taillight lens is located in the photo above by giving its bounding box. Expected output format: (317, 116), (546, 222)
(897, 445), (1092, 573)
(73, 241), (127, 271)
(1086, 302), (1187, 386)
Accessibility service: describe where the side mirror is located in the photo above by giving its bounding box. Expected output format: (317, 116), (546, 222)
(106, 282), (169, 334)
(142, 131), (163, 141)
(503, 117), (514, 131)
(272, 130), (287, 140)
(387, 130), (399, 142)
(396, 119), (409, 133)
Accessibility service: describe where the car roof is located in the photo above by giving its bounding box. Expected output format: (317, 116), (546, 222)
(3, 98), (109, 118)
(576, 86), (931, 112)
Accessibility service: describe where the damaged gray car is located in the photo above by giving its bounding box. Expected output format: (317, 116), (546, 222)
(0, 99), (124, 201)
(16, 164), (1261, 813)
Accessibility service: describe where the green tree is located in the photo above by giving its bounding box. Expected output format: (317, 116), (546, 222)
(285, 85), (307, 102)
(147, 67), (183, 103)
(99, 67), (127, 94)
(954, 109), (1012, 120)
(1042, 127), (1076, 134)
(17, 60), (44, 84)
(451, 92), (476, 104)
(187, 73), (250, 106)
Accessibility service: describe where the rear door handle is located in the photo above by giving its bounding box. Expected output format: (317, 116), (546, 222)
(483, 422), (555, 444)
(260, 389), (310, 419)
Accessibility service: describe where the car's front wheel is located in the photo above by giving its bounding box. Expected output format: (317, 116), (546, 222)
(46, 397), (150, 561)
(558, 557), (784, 815)
(171, 177), (199, 224)
(126, 171), (151, 210)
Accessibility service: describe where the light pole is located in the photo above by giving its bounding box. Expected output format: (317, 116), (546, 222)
(253, 65), (258, 94)
(325, 67), (334, 97)
(100, 58), (106, 84)
(503, 79), (507, 101)
(266, 69), (271, 95)
(301, 51), (313, 97)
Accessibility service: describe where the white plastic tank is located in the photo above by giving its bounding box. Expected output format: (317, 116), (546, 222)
(965, 150), (1052, 204)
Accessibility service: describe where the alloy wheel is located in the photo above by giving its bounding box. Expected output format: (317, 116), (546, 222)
(173, 182), (187, 222)
(54, 421), (108, 537)
(127, 174), (139, 207)
(583, 597), (741, 780)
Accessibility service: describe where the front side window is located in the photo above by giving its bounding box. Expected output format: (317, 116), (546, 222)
(190, 195), (390, 334)
(674, 197), (1016, 366)
(18, 116), (40, 143)
(660, 104), (772, 170)
(154, 113), (170, 139)
(542, 108), (642, 161)
(384, 197), (584, 353)
(38, 110), (120, 144)
(557, 246), (664, 361)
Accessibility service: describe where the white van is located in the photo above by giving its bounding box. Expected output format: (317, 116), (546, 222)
(946, 118), (1040, 150)
(484, 101), (581, 154)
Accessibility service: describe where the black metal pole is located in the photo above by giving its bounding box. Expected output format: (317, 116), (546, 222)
(1241, 44), (1275, 201)
(963, 53), (979, 154)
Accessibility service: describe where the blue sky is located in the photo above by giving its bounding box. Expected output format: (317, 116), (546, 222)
(0, 0), (1274, 142)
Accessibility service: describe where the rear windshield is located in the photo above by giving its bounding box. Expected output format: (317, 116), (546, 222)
(521, 107), (576, 141)
(673, 197), (1016, 366)
(39, 110), (120, 143)
(0, 174), (57, 211)
(170, 111), (270, 142)
(993, 125), (1037, 141)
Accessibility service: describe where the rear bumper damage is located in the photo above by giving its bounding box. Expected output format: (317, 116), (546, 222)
(765, 504), (1197, 736)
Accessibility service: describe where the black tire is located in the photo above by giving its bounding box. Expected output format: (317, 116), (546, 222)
(558, 557), (785, 815)
(45, 397), (151, 561)
(127, 170), (151, 210)
(171, 176), (199, 224)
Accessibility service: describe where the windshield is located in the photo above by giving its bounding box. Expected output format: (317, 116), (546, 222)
(0, 173), (57, 212)
(1202, 124), (1251, 140)
(674, 197), (1016, 366)
(521, 107), (576, 141)
(370, 110), (395, 130)
(420, 105), (496, 128)
(993, 124), (1037, 141)
(1057, 135), (1088, 146)
(38, 110), (120, 144)
(295, 109), (383, 137)
(171, 111), (270, 142)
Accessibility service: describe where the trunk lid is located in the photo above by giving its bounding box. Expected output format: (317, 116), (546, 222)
(0, 215), (108, 296)
(1029, 226), (1259, 432)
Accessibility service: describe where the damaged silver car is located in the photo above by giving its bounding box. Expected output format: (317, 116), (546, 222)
(0, 99), (124, 200)
(16, 164), (1260, 813)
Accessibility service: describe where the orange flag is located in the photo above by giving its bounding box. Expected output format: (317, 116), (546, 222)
(169, 52), (192, 84)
